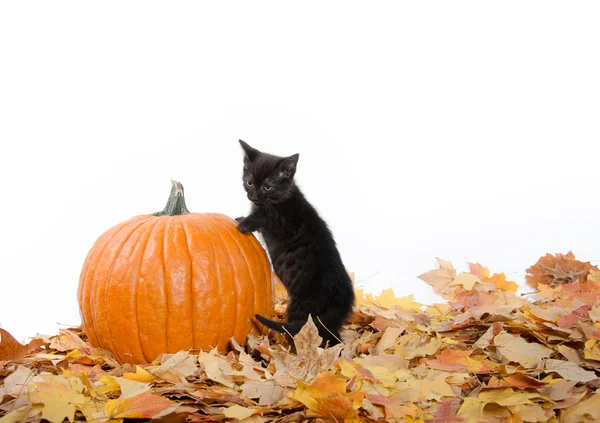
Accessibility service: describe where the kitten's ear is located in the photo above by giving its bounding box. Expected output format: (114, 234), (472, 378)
(239, 139), (260, 162)
(279, 153), (299, 178)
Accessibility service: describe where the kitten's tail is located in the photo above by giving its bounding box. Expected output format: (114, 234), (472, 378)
(254, 314), (304, 335)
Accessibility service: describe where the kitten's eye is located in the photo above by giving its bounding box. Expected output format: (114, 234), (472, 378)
(246, 181), (254, 188)
(263, 185), (272, 191)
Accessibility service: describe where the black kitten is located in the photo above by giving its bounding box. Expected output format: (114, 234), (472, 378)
(236, 139), (355, 348)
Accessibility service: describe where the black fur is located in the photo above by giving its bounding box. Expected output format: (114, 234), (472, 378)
(236, 139), (355, 348)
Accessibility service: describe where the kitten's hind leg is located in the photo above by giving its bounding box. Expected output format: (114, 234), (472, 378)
(314, 307), (352, 348)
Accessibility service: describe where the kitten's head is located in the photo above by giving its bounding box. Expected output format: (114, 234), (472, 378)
(239, 139), (299, 205)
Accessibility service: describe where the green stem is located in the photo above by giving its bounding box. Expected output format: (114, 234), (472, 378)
(152, 180), (190, 216)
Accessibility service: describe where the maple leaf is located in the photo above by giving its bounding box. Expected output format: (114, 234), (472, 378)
(289, 371), (360, 420)
(29, 374), (86, 423)
(376, 288), (423, 310)
(272, 315), (343, 387)
(468, 262), (519, 292)
(526, 251), (597, 289)
(417, 258), (457, 298)
(493, 331), (552, 369)
(0, 329), (43, 361)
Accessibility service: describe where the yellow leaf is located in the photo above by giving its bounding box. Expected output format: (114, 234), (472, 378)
(394, 333), (442, 359)
(584, 339), (600, 361)
(457, 397), (487, 423)
(77, 397), (105, 422)
(376, 288), (422, 309)
(450, 273), (481, 290)
(96, 375), (121, 395)
(478, 388), (547, 406)
(64, 348), (83, 360)
(30, 375), (85, 423)
(223, 404), (258, 420)
(123, 365), (154, 383)
(289, 371), (358, 420)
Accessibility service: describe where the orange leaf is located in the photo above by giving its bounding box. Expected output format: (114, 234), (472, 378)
(104, 390), (179, 419)
(0, 329), (43, 361)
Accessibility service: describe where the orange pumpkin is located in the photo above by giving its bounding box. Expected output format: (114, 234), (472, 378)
(77, 181), (274, 364)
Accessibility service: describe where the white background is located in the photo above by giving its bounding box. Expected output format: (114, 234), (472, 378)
(1, 2), (599, 342)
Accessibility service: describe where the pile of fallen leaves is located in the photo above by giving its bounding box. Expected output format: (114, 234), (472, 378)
(1, 251), (600, 423)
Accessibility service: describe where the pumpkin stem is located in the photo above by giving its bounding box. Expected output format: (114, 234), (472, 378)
(153, 180), (190, 216)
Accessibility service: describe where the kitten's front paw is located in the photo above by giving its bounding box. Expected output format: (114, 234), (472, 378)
(237, 219), (252, 233)
(235, 216), (245, 222)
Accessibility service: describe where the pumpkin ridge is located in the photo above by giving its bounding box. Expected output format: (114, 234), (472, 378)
(82, 216), (150, 348)
(99, 217), (152, 363)
(133, 216), (164, 363)
(180, 218), (196, 349)
(111, 216), (160, 363)
(191, 214), (223, 351)
(183, 216), (212, 350)
(162, 216), (170, 353)
(138, 216), (169, 360)
(204, 215), (243, 345)
(78, 219), (130, 347)
(207, 214), (256, 343)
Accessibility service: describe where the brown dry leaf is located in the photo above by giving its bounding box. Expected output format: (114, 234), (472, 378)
(272, 315), (343, 387)
(493, 331), (552, 368)
(1, 365), (40, 396)
(544, 359), (598, 382)
(222, 404), (258, 420)
(152, 350), (197, 383)
(198, 349), (235, 388)
(417, 258), (457, 298)
(0, 329), (43, 361)
(559, 393), (600, 423)
(240, 379), (286, 406)
(48, 329), (90, 353)
(526, 251), (597, 289)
